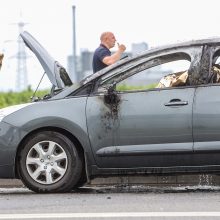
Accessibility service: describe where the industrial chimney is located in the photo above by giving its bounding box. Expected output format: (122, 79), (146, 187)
(72, 5), (78, 81)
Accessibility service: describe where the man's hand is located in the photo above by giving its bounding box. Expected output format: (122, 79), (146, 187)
(103, 43), (126, 66)
(117, 43), (126, 53)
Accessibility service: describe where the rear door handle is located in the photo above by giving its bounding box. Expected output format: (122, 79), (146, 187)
(164, 99), (188, 106)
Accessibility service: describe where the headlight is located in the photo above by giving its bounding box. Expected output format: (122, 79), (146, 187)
(0, 103), (33, 122)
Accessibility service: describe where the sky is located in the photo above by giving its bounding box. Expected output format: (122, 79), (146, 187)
(0, 0), (220, 91)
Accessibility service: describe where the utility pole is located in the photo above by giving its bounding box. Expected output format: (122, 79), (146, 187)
(15, 20), (28, 91)
(72, 5), (78, 81)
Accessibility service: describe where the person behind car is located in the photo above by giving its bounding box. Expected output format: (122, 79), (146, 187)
(0, 53), (4, 70)
(92, 32), (126, 73)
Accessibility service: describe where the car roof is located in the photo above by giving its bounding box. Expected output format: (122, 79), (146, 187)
(143, 37), (220, 56)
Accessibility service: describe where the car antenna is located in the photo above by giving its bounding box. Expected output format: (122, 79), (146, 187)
(31, 72), (46, 102)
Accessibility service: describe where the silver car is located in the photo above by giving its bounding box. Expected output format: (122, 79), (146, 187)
(0, 31), (220, 193)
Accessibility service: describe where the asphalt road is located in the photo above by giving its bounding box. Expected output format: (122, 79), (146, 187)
(0, 185), (220, 219)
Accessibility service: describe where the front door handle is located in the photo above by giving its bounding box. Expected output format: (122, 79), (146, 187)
(164, 99), (188, 107)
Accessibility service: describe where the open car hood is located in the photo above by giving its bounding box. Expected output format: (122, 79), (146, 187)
(20, 31), (72, 89)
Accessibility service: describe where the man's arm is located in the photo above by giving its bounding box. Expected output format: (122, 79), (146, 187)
(103, 43), (126, 65)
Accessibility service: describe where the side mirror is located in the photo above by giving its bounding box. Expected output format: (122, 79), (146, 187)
(104, 83), (120, 105)
(108, 83), (116, 93)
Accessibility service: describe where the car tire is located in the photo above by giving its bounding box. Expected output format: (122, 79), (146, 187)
(18, 131), (82, 193)
(74, 172), (87, 188)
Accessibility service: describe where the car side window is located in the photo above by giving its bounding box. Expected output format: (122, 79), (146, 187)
(116, 59), (190, 91)
(114, 53), (191, 92)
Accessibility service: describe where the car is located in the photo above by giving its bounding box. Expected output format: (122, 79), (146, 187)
(1, 31), (220, 193)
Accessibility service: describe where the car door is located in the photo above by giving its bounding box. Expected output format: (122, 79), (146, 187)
(193, 46), (220, 166)
(86, 49), (200, 168)
(110, 87), (196, 168)
(87, 88), (195, 169)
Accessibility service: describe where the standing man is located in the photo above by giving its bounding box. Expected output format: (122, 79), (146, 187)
(92, 32), (126, 73)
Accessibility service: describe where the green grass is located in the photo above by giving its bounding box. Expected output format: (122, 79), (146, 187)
(116, 83), (157, 91)
(0, 87), (49, 108)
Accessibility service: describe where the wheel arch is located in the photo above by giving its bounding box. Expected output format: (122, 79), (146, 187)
(15, 126), (88, 182)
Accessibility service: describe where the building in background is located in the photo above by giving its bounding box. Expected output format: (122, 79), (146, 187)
(131, 42), (148, 55)
(79, 49), (93, 79)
